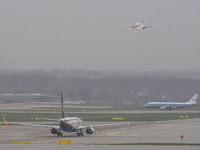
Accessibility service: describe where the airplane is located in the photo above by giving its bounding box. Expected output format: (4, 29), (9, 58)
(122, 18), (158, 30)
(143, 94), (198, 111)
(3, 92), (130, 137)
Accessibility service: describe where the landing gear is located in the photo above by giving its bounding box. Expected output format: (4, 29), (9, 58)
(76, 129), (83, 136)
(57, 132), (63, 137)
(76, 133), (83, 136)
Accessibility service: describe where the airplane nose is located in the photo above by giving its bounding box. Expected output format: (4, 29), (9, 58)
(143, 104), (147, 107)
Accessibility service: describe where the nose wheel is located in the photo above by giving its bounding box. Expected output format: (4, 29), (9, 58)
(57, 129), (63, 137)
(57, 132), (63, 137)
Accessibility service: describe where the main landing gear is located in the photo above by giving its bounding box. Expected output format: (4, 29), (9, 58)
(76, 133), (83, 136)
(76, 129), (83, 136)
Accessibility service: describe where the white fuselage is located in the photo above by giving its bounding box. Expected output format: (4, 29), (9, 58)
(143, 94), (198, 110)
(144, 102), (194, 109)
(135, 22), (144, 30)
(59, 117), (82, 132)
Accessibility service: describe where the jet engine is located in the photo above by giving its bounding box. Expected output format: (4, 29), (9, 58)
(160, 107), (167, 110)
(86, 127), (94, 134)
(51, 128), (60, 134)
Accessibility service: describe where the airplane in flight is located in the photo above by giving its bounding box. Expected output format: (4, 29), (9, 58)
(143, 94), (198, 111)
(3, 92), (130, 137)
(122, 18), (158, 30)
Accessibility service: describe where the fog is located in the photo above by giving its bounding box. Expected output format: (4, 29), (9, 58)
(0, 0), (200, 71)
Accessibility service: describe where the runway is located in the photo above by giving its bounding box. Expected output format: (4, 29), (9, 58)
(0, 144), (199, 150)
(1, 119), (200, 149)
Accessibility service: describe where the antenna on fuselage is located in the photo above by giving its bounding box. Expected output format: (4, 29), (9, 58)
(61, 92), (66, 118)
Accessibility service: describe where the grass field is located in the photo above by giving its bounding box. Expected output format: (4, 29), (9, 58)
(0, 103), (200, 122)
(1, 111), (200, 122)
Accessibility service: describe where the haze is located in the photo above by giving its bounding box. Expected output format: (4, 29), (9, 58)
(0, 0), (200, 71)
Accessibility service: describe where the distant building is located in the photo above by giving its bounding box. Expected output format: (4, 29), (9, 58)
(122, 99), (133, 105)
(161, 94), (170, 101)
(0, 93), (60, 103)
(137, 91), (149, 96)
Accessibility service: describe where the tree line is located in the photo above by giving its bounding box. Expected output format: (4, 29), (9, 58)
(0, 72), (200, 104)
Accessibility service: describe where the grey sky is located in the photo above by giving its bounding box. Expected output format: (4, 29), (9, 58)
(0, 0), (200, 70)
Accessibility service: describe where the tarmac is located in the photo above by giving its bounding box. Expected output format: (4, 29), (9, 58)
(1, 118), (200, 149)
(0, 144), (200, 150)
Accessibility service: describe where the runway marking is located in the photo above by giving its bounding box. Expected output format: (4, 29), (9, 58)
(97, 130), (124, 136)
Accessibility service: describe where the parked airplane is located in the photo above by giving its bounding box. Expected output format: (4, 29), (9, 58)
(122, 18), (158, 30)
(143, 94), (198, 111)
(3, 92), (130, 137)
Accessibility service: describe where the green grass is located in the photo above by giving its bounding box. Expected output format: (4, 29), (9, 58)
(1, 105), (145, 112)
(1, 104), (200, 122)
(1, 112), (200, 122)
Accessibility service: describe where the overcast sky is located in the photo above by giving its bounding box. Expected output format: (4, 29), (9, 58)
(0, 0), (200, 71)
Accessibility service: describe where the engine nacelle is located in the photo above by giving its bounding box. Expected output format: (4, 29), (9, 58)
(51, 128), (59, 134)
(86, 127), (94, 134)
(160, 107), (167, 110)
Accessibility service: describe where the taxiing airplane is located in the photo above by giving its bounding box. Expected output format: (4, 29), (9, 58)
(123, 18), (158, 30)
(3, 92), (130, 137)
(143, 94), (198, 111)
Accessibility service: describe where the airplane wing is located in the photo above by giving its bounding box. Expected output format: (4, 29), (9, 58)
(77, 122), (130, 129)
(145, 24), (159, 28)
(160, 103), (175, 110)
(122, 23), (135, 28)
(144, 25), (152, 28)
(3, 115), (129, 129)
(35, 117), (82, 122)
(34, 117), (60, 121)
(2, 115), (59, 128)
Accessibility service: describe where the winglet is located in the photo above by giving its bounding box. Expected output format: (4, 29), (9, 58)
(2, 114), (10, 125)
(61, 92), (66, 118)
(2, 114), (6, 122)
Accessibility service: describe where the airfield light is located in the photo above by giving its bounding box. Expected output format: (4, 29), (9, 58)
(180, 135), (184, 143)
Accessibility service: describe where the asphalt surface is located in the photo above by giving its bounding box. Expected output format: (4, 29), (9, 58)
(1, 103), (200, 149)
(0, 145), (200, 150)
(1, 119), (200, 149)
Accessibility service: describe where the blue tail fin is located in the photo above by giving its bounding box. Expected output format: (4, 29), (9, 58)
(61, 92), (66, 118)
